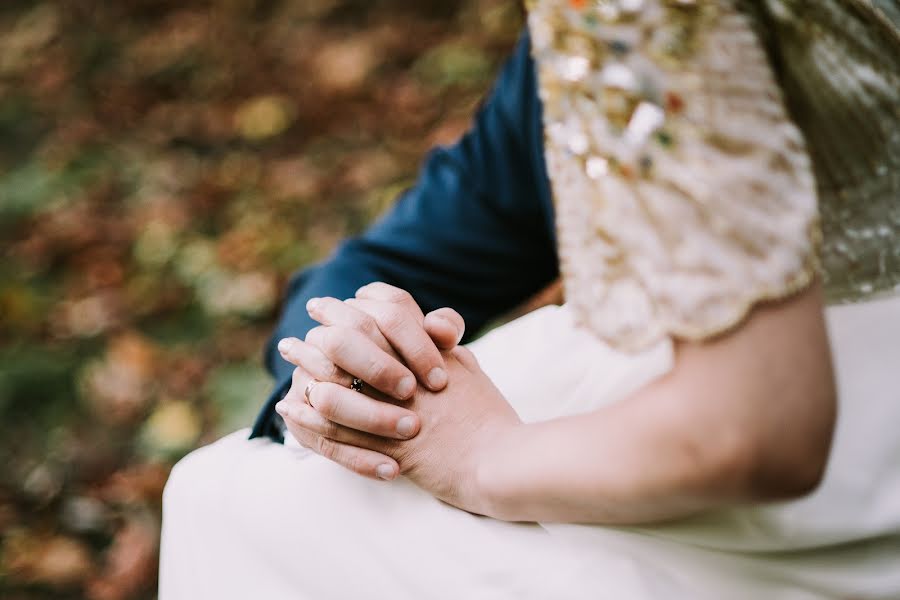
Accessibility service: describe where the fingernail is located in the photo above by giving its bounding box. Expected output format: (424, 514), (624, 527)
(438, 316), (463, 344)
(376, 464), (396, 480)
(427, 367), (447, 389)
(395, 376), (415, 399)
(306, 298), (320, 312)
(278, 338), (295, 354)
(396, 416), (417, 438)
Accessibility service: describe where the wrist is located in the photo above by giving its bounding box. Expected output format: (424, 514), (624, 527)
(468, 422), (527, 521)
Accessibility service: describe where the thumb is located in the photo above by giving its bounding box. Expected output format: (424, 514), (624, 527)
(423, 308), (465, 350)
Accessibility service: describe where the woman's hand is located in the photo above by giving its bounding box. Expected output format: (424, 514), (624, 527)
(275, 283), (466, 479)
(394, 346), (523, 511)
(278, 298), (523, 513)
(278, 282), (463, 401)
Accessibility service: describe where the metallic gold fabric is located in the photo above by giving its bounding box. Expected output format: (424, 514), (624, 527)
(760, 0), (900, 303)
(528, 0), (900, 351)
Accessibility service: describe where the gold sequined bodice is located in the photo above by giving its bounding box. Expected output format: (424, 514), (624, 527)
(527, 0), (900, 351)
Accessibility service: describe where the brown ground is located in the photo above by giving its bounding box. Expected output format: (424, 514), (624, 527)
(0, 1), (522, 597)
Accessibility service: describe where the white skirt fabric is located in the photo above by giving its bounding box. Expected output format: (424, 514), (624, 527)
(160, 294), (900, 599)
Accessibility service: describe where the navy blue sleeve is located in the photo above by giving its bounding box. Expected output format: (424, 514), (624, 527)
(250, 32), (557, 440)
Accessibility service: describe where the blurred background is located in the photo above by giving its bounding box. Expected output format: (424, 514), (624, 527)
(0, 1), (522, 597)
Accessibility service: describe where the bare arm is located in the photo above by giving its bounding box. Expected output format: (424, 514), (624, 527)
(279, 283), (836, 524)
(473, 284), (836, 524)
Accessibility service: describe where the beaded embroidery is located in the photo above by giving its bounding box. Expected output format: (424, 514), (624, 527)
(528, 0), (822, 351)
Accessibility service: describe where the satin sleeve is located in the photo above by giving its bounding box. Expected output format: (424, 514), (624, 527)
(528, 0), (820, 351)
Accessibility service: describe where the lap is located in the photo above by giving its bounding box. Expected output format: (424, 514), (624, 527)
(163, 429), (866, 600)
(161, 429), (608, 600)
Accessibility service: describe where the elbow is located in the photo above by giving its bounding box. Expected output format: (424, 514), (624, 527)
(708, 395), (837, 502)
(744, 440), (831, 501)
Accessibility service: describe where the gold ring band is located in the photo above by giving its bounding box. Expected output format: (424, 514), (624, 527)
(304, 379), (321, 407)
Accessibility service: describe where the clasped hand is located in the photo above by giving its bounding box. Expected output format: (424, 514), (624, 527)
(274, 283), (521, 513)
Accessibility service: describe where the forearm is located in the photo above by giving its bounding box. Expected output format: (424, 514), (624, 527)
(471, 288), (835, 525)
(473, 388), (749, 525)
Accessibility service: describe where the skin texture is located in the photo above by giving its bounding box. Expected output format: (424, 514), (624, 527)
(278, 282), (837, 524)
(276, 283), (465, 478)
(281, 345), (521, 497)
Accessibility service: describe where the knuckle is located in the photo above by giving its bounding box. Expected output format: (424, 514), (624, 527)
(291, 366), (305, 384)
(386, 287), (412, 303)
(356, 314), (378, 336)
(321, 419), (340, 439)
(305, 326), (324, 345)
(390, 443), (413, 467)
(344, 452), (365, 475)
(377, 306), (407, 333)
(409, 337), (435, 361)
(315, 387), (339, 419)
(293, 431), (311, 449)
(319, 327), (347, 357)
(325, 360), (342, 382)
(364, 355), (392, 384)
(316, 436), (336, 460)
(402, 338), (438, 371)
(363, 282), (410, 303)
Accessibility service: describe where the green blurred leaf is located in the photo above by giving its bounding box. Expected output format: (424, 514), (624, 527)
(413, 43), (493, 88)
(205, 362), (272, 436)
(0, 164), (58, 218)
(0, 149), (111, 226)
(0, 344), (83, 424)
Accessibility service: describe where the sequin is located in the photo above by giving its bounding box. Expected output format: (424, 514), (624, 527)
(598, 4), (622, 22)
(586, 156), (610, 178)
(600, 63), (638, 91)
(560, 55), (591, 81)
(620, 0), (646, 12)
(566, 130), (590, 155)
(529, 0), (822, 351)
(665, 91), (685, 113)
(623, 101), (665, 147)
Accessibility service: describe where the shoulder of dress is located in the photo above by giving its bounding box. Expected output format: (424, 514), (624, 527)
(527, 0), (822, 351)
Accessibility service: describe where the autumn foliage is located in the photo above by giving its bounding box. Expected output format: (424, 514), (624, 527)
(0, 1), (522, 597)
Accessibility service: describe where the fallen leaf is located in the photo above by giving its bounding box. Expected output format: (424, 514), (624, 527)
(234, 95), (295, 141)
(139, 401), (202, 457)
(312, 36), (379, 93)
(60, 496), (112, 535)
(98, 463), (171, 507)
(3, 531), (94, 589)
(85, 519), (158, 600)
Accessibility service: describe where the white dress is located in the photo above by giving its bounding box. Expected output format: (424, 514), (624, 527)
(160, 293), (900, 600)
